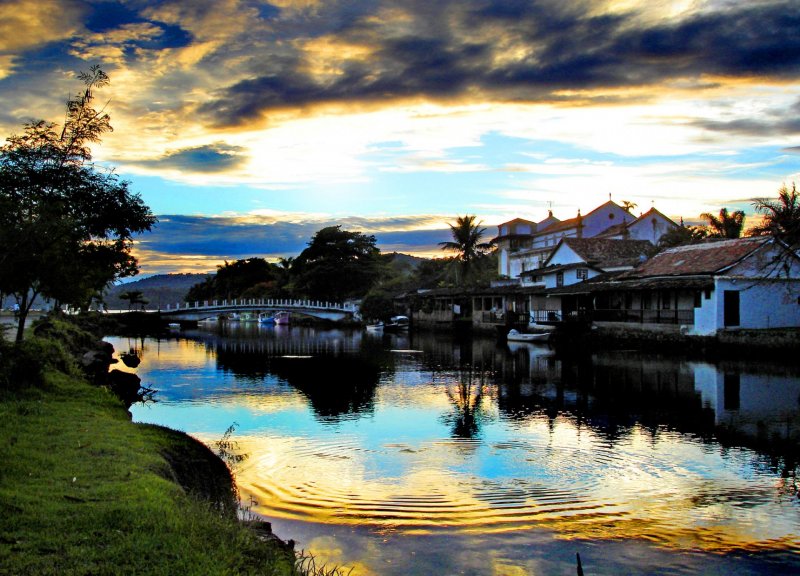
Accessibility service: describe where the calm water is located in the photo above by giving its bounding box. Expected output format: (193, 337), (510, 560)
(113, 324), (800, 575)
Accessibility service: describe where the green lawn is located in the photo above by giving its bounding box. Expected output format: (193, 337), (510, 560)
(0, 337), (295, 575)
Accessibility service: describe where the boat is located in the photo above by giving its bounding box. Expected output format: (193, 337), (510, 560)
(507, 328), (550, 343)
(383, 315), (409, 332)
(528, 322), (556, 333)
(168, 322), (181, 331)
(365, 321), (384, 331)
(274, 311), (290, 325)
(258, 312), (276, 324)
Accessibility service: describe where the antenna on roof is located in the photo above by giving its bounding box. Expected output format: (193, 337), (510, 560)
(609, 193), (612, 201)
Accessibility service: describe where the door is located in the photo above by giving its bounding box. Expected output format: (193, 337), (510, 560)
(723, 290), (740, 327)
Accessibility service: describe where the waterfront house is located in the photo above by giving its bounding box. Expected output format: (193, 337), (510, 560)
(546, 236), (800, 335)
(521, 237), (653, 323)
(494, 200), (678, 281)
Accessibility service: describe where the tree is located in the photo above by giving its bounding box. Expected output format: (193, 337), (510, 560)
(699, 207), (745, 239)
(438, 215), (493, 285)
(652, 223), (707, 254)
(750, 183), (800, 248)
(621, 200), (637, 213)
(291, 226), (382, 302)
(185, 258), (278, 302)
(119, 290), (148, 310)
(0, 67), (156, 342)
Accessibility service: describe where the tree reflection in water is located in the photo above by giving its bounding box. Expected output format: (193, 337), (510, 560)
(442, 366), (490, 438)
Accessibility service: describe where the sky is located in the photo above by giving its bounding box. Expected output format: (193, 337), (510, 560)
(1, 0), (799, 276)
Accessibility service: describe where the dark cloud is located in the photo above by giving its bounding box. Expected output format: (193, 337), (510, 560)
(138, 214), (452, 260)
(134, 143), (246, 173)
(197, 0), (800, 127)
(691, 97), (800, 137)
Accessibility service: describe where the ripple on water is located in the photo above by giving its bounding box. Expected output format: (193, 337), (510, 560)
(239, 434), (643, 533)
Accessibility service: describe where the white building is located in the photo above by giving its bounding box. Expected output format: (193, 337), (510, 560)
(493, 201), (678, 280)
(548, 236), (800, 334)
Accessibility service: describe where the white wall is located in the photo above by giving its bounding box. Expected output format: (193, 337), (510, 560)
(719, 278), (800, 330)
(628, 214), (675, 244)
(693, 278), (800, 335)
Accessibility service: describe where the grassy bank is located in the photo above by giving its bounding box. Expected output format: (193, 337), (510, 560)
(0, 320), (296, 575)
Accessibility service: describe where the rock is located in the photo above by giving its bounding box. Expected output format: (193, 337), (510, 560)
(107, 369), (142, 408)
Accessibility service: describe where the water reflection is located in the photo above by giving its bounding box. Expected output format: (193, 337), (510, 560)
(442, 368), (490, 439)
(118, 325), (800, 574)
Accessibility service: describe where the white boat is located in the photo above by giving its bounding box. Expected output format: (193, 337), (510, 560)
(365, 321), (384, 331)
(507, 328), (550, 343)
(274, 311), (290, 325)
(384, 315), (409, 332)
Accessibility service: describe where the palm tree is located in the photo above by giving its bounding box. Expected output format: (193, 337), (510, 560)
(750, 183), (800, 247)
(621, 200), (637, 213)
(439, 215), (492, 285)
(699, 207), (745, 239)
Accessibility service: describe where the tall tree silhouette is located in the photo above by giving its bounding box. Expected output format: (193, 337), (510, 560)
(750, 183), (800, 248)
(0, 67), (155, 341)
(439, 215), (492, 285)
(699, 207), (745, 239)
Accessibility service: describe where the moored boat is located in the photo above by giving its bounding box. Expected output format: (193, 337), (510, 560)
(274, 311), (291, 325)
(384, 315), (409, 332)
(507, 328), (550, 343)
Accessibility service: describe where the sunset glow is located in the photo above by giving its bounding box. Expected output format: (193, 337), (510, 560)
(2, 0), (799, 273)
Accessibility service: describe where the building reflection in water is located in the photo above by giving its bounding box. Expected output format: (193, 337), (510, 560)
(119, 326), (799, 570)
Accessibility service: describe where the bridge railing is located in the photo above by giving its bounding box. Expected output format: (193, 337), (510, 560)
(162, 298), (357, 313)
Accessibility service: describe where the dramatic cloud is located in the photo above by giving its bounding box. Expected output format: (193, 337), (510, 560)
(133, 143), (247, 173)
(2, 0), (799, 273)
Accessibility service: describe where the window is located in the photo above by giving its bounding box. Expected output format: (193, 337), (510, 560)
(704, 289), (711, 300)
(576, 268), (588, 280)
(556, 272), (564, 287)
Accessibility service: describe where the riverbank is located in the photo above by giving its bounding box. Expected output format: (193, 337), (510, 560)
(0, 317), (296, 575)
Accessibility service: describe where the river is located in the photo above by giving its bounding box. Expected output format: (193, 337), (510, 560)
(110, 323), (800, 575)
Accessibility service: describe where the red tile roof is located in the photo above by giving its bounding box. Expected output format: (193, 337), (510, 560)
(556, 238), (653, 268)
(624, 237), (769, 277)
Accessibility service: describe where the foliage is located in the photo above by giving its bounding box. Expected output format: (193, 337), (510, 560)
(291, 226), (382, 301)
(699, 207), (745, 239)
(119, 289), (148, 310)
(359, 288), (396, 321)
(0, 335), (74, 390)
(186, 258), (279, 302)
(0, 67), (155, 342)
(652, 223), (707, 253)
(439, 215), (494, 286)
(750, 183), (800, 247)
(621, 200), (637, 213)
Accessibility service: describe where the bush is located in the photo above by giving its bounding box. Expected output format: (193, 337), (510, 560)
(0, 336), (75, 390)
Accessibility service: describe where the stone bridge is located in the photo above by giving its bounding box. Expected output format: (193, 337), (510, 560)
(160, 298), (359, 322)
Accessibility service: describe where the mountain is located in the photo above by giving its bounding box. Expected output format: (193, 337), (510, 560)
(104, 273), (211, 310)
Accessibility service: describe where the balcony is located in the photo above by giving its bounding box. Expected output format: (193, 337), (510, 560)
(592, 308), (695, 325)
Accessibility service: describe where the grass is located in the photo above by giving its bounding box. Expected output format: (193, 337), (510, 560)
(0, 335), (296, 575)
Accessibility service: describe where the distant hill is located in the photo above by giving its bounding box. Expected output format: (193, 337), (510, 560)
(383, 252), (426, 273)
(104, 273), (211, 310)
